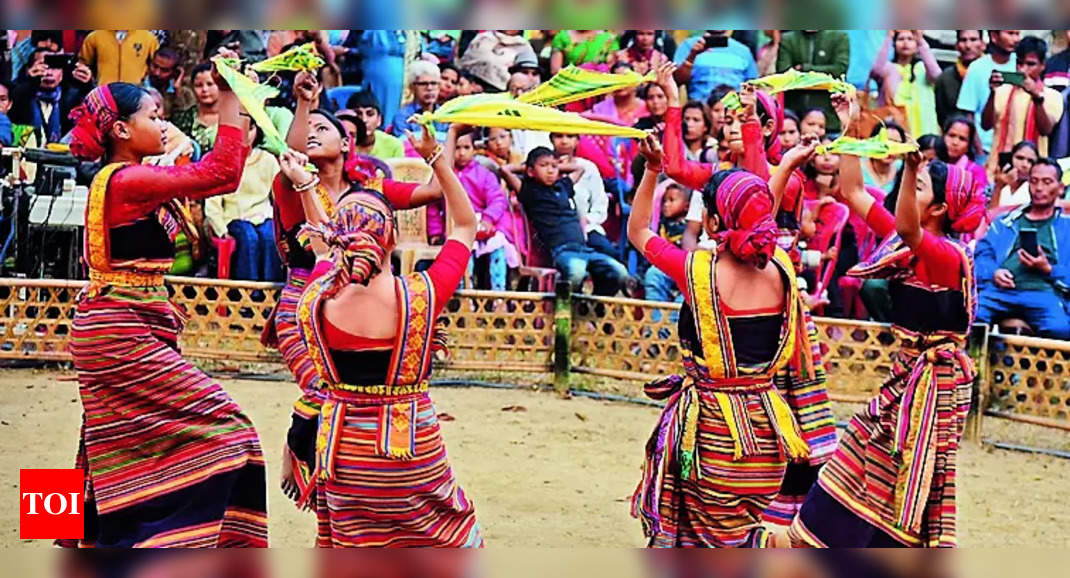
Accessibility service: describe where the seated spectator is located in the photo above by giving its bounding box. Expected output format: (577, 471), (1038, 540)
(591, 62), (648, 126)
(10, 47), (94, 145)
(438, 62), (459, 104)
(644, 183), (688, 302)
(172, 61), (220, 153)
(871, 30), (942, 138)
(507, 72), (553, 156)
(779, 109), (801, 151)
(706, 84), (735, 139)
(550, 30), (618, 74)
(0, 80), (11, 146)
(681, 101), (717, 163)
(673, 30), (757, 101)
(518, 147), (632, 296)
(983, 36), (1065, 177)
(939, 114), (989, 190)
(346, 90), (405, 159)
(79, 29), (158, 85)
(333, 109), (364, 143)
(860, 122), (906, 195)
(1044, 30), (1070, 91)
(142, 87), (196, 166)
(976, 158), (1070, 339)
(550, 133), (615, 258)
(799, 107), (828, 139)
(143, 46), (189, 119)
(457, 69), (485, 96)
(990, 140), (1039, 208)
(508, 50), (542, 84)
(635, 82), (669, 135)
(204, 122), (283, 282)
(610, 29), (668, 76)
(391, 60), (448, 140)
(917, 133), (940, 161)
(475, 127), (529, 258)
(459, 30), (535, 92)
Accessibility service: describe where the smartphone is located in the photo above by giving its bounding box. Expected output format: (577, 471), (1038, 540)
(998, 152), (1013, 171)
(1001, 71), (1026, 87)
(44, 53), (75, 70)
(705, 34), (729, 48)
(1020, 229), (1039, 257)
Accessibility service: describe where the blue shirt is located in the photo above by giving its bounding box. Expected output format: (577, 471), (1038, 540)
(846, 30), (886, 89)
(673, 36), (757, 101)
(956, 53), (1018, 154)
(389, 101), (448, 142)
(0, 113), (11, 146)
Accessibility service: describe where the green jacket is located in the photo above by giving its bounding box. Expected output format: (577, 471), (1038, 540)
(776, 31), (851, 131)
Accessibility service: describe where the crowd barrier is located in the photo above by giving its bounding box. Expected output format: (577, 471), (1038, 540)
(1, 277), (1067, 435)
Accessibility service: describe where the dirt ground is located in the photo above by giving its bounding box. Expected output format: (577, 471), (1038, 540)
(2, 367), (1068, 548)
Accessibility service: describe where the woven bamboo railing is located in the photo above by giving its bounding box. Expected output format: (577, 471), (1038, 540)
(1, 277), (1067, 434)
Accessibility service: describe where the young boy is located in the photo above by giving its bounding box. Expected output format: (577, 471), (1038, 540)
(644, 183), (689, 302)
(549, 132), (616, 258)
(347, 90), (405, 159)
(518, 147), (633, 296)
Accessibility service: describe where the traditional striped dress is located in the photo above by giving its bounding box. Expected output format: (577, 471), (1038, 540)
(297, 236), (482, 547)
(632, 242), (812, 548)
(790, 216), (976, 547)
(66, 137), (267, 547)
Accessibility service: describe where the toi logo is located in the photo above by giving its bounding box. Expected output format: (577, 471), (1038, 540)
(19, 469), (84, 540)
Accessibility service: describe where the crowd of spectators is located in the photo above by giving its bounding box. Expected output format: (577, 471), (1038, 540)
(2, 29), (1069, 338)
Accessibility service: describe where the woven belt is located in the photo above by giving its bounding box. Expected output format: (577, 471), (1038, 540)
(86, 269), (166, 297)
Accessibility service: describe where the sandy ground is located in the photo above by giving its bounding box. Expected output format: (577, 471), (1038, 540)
(2, 367), (1068, 548)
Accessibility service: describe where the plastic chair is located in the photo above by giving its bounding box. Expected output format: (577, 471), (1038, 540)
(803, 200), (850, 315)
(213, 236), (236, 279)
(326, 86), (364, 111)
(385, 158), (442, 276)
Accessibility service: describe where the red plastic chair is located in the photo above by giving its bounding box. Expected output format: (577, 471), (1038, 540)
(803, 200), (850, 315)
(213, 236), (236, 280)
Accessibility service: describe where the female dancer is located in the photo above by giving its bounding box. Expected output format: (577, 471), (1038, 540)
(65, 73), (267, 547)
(656, 62), (837, 525)
(267, 71), (441, 504)
(277, 123), (481, 547)
(786, 96), (984, 547)
(629, 135), (812, 547)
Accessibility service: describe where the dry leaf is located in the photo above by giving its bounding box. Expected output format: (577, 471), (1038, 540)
(574, 412), (587, 421)
(501, 405), (527, 412)
(437, 412), (456, 421)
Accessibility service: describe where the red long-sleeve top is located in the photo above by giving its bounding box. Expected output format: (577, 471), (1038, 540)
(274, 175), (419, 233)
(663, 106), (769, 191)
(864, 203), (965, 289)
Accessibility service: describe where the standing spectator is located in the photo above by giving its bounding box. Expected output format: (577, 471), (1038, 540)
(975, 158), (1070, 339)
(673, 30), (757, 102)
(346, 90), (405, 159)
(756, 30), (781, 77)
(983, 36), (1065, 176)
(955, 30), (1020, 162)
(935, 30), (986, 128)
(680, 100), (717, 162)
(355, 30), (408, 127)
(458, 30), (535, 92)
(871, 30), (942, 138)
(860, 122), (906, 195)
(990, 140), (1039, 208)
(940, 114), (990, 190)
(776, 30), (850, 133)
(550, 132), (615, 258)
(550, 30), (618, 74)
(142, 87), (196, 167)
(1043, 30), (1070, 91)
(10, 48), (93, 145)
(610, 29), (668, 76)
(267, 30), (341, 88)
(779, 109), (801, 150)
(204, 122), (283, 282)
(0, 80), (11, 146)
(10, 30), (61, 83)
(518, 147), (632, 296)
(79, 29), (158, 85)
(143, 47), (188, 119)
(391, 60), (448, 139)
(204, 30), (267, 63)
(172, 61), (220, 153)
(438, 62), (459, 104)
(845, 30), (885, 90)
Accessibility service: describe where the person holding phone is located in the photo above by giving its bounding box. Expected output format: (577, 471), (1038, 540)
(989, 140), (1039, 208)
(9, 46), (94, 144)
(673, 30), (758, 102)
(975, 158), (1070, 340)
(982, 36), (1064, 178)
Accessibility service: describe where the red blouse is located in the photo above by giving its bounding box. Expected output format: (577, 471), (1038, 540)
(663, 106), (769, 192)
(308, 239), (471, 350)
(864, 203), (965, 289)
(107, 124), (248, 225)
(274, 176), (420, 232)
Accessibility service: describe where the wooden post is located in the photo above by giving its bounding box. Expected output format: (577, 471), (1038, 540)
(964, 323), (989, 445)
(553, 279), (572, 396)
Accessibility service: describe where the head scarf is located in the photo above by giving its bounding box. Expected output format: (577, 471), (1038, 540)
(755, 89), (783, 165)
(68, 84), (120, 160)
(297, 190), (396, 287)
(941, 163), (986, 234)
(710, 170), (779, 268)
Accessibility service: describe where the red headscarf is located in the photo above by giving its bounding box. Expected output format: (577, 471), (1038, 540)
(941, 163), (986, 234)
(68, 85), (121, 161)
(712, 170), (779, 268)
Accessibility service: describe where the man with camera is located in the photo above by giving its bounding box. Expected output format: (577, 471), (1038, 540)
(975, 158), (1070, 340)
(9, 47), (94, 144)
(672, 30), (757, 102)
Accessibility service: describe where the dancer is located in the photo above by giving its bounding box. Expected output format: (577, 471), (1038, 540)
(64, 72), (267, 547)
(278, 123), (481, 547)
(786, 95), (983, 547)
(655, 62), (837, 525)
(628, 135), (812, 548)
(265, 71), (441, 503)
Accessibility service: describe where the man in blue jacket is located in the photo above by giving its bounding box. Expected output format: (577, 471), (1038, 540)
(975, 158), (1070, 339)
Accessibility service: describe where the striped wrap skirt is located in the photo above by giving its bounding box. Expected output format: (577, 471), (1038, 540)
(66, 286), (267, 547)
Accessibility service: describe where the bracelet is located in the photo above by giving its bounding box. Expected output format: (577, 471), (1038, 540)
(424, 144), (445, 166)
(294, 176), (320, 193)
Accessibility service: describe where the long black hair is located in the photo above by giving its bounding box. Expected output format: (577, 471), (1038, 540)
(940, 114), (978, 161)
(883, 159), (955, 235)
(700, 168), (745, 221)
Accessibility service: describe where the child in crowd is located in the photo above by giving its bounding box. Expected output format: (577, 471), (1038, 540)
(643, 183), (689, 302)
(549, 132), (616, 258)
(800, 107), (828, 138)
(518, 147), (633, 296)
(780, 109), (802, 151)
(347, 90), (406, 159)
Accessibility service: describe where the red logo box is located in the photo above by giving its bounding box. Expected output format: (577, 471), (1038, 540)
(20, 469), (84, 540)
